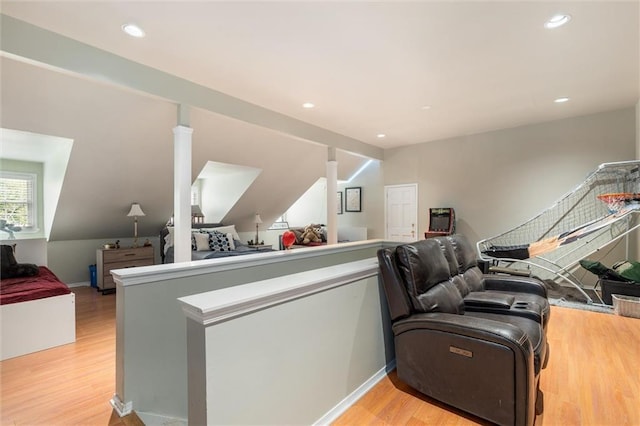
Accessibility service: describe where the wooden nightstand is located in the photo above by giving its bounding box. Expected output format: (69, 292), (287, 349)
(96, 246), (154, 293)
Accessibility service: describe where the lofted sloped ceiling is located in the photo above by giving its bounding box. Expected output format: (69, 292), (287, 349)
(189, 106), (368, 232)
(1, 1), (638, 241)
(0, 57), (368, 240)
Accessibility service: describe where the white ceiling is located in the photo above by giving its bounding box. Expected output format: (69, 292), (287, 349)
(2, 1), (638, 150)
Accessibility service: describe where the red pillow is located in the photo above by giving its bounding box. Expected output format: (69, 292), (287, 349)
(282, 231), (296, 249)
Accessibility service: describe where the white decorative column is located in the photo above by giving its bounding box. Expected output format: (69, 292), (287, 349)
(174, 124), (193, 263)
(326, 147), (338, 245)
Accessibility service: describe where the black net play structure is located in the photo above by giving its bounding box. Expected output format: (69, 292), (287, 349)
(477, 161), (640, 303)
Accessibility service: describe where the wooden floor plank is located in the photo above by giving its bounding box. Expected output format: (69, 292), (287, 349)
(2, 288), (639, 425)
(333, 306), (640, 426)
(0, 287), (139, 426)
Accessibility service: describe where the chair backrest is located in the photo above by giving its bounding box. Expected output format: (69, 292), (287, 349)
(447, 234), (485, 292)
(433, 237), (472, 297)
(394, 239), (464, 315)
(377, 248), (413, 322)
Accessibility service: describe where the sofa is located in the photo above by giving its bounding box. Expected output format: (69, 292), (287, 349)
(377, 237), (549, 426)
(438, 234), (550, 328)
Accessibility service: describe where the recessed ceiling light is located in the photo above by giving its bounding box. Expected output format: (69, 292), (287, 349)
(420, 105), (432, 110)
(554, 97), (570, 103)
(122, 23), (145, 38)
(302, 102), (315, 109)
(544, 14), (571, 29)
(377, 134), (386, 138)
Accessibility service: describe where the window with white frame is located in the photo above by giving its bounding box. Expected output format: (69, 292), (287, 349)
(0, 171), (37, 231)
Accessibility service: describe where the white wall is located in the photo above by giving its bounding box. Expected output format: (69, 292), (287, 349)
(286, 178), (328, 226)
(0, 238), (47, 266)
(338, 160), (385, 239)
(284, 159), (384, 240)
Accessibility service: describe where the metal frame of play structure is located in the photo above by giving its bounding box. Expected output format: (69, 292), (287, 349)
(477, 161), (640, 304)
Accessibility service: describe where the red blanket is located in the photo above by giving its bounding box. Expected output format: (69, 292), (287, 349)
(0, 266), (71, 305)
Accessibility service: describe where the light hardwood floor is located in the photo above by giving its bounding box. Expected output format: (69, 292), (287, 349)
(1, 287), (141, 426)
(334, 306), (640, 426)
(1, 287), (639, 425)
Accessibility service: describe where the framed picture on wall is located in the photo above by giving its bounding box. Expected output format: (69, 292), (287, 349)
(345, 187), (362, 212)
(337, 191), (343, 214)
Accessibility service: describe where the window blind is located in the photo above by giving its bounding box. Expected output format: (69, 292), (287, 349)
(0, 172), (36, 228)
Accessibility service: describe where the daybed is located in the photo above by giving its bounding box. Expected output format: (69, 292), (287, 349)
(278, 225), (368, 249)
(160, 223), (274, 264)
(1, 264), (76, 360)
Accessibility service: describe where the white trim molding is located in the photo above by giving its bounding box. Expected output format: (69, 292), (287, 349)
(314, 361), (397, 425)
(110, 394), (133, 417)
(178, 258), (378, 326)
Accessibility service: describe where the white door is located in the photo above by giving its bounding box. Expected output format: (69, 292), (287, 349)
(385, 184), (418, 242)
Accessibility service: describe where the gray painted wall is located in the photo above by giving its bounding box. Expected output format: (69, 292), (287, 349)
(116, 243), (381, 419)
(0, 57), (369, 243)
(34, 108), (640, 284)
(47, 236), (161, 284)
(197, 274), (389, 425)
(1, 55), (372, 283)
(383, 107), (636, 243)
(1, 16), (638, 285)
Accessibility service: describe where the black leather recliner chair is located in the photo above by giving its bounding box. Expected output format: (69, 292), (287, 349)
(378, 239), (547, 426)
(435, 235), (551, 329)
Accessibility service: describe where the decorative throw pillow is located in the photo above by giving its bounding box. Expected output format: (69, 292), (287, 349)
(193, 232), (212, 251)
(165, 227), (174, 247)
(199, 225), (240, 241)
(208, 231), (232, 252)
(225, 233), (236, 250)
(0, 244), (39, 279)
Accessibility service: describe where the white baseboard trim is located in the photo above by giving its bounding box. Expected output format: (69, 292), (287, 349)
(110, 394), (133, 417)
(67, 281), (91, 288)
(314, 360), (397, 425)
(136, 411), (187, 426)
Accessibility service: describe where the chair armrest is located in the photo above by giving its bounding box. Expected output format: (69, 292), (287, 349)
(393, 312), (533, 355)
(391, 312), (537, 426)
(464, 292), (516, 309)
(484, 275), (548, 298)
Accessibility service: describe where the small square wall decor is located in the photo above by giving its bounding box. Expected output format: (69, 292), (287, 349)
(345, 187), (362, 212)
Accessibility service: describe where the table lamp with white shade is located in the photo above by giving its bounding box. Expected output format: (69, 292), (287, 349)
(254, 214), (262, 245)
(127, 203), (146, 247)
